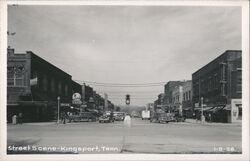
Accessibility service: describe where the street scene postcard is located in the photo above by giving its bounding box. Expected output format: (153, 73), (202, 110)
(0, 0), (249, 161)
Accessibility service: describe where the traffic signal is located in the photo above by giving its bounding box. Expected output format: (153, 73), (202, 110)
(126, 94), (130, 105)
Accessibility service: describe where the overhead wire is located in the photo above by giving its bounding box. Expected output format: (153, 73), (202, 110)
(74, 80), (166, 87)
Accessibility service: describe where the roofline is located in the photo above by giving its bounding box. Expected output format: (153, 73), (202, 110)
(192, 50), (242, 76)
(26, 51), (72, 78)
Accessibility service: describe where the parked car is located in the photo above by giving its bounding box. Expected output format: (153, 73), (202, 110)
(150, 112), (175, 123)
(132, 113), (140, 118)
(99, 114), (114, 123)
(174, 113), (186, 122)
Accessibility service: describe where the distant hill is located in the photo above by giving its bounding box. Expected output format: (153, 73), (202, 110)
(118, 105), (146, 114)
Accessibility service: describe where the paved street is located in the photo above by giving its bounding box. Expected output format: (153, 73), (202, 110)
(7, 118), (242, 154)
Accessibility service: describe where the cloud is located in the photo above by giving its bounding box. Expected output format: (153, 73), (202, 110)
(8, 5), (241, 105)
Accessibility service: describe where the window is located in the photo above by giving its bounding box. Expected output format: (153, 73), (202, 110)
(58, 82), (62, 94)
(43, 75), (47, 91)
(51, 78), (55, 92)
(189, 91), (191, 100)
(65, 85), (68, 96)
(7, 66), (25, 86)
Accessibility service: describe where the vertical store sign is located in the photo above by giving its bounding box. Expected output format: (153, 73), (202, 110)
(231, 99), (242, 123)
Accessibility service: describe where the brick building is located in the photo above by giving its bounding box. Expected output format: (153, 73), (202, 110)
(182, 80), (193, 118)
(7, 48), (73, 122)
(172, 85), (183, 114)
(192, 50), (242, 123)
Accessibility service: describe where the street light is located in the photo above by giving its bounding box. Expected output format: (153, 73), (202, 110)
(201, 97), (204, 124)
(57, 96), (60, 124)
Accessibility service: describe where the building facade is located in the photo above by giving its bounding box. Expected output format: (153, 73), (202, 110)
(192, 50), (242, 123)
(172, 85), (183, 114)
(163, 81), (184, 112)
(7, 48), (73, 122)
(182, 80), (193, 118)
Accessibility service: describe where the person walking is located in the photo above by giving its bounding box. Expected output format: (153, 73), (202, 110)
(18, 113), (23, 124)
(110, 110), (114, 122)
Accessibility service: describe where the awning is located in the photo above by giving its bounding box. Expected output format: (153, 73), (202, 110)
(207, 106), (225, 112)
(183, 107), (192, 111)
(16, 101), (49, 106)
(86, 109), (99, 113)
(222, 104), (231, 111)
(194, 107), (213, 111)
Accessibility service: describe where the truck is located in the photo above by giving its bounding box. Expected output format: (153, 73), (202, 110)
(141, 110), (150, 120)
(68, 112), (97, 122)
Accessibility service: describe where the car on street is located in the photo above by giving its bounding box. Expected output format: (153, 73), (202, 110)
(99, 115), (114, 123)
(99, 111), (114, 123)
(114, 112), (125, 121)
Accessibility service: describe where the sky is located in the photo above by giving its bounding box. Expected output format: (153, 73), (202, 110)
(7, 5), (242, 106)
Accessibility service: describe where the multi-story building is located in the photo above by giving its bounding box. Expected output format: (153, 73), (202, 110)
(72, 80), (82, 95)
(172, 85), (183, 114)
(192, 50), (242, 123)
(164, 81), (184, 112)
(7, 48), (73, 122)
(182, 80), (193, 118)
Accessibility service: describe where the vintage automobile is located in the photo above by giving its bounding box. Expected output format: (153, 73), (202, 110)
(174, 113), (186, 122)
(99, 111), (114, 123)
(150, 112), (175, 123)
(113, 112), (125, 121)
(99, 114), (114, 123)
(68, 112), (97, 122)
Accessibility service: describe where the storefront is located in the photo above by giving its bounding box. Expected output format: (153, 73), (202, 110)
(224, 99), (242, 123)
(7, 101), (56, 123)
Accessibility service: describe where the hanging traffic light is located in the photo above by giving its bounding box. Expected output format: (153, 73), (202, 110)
(126, 94), (130, 105)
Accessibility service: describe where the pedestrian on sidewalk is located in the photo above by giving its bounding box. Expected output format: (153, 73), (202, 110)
(195, 112), (199, 123)
(62, 112), (67, 124)
(208, 113), (212, 122)
(18, 113), (23, 124)
(12, 115), (17, 125)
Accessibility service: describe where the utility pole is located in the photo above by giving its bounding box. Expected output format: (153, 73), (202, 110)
(201, 97), (204, 124)
(57, 96), (60, 124)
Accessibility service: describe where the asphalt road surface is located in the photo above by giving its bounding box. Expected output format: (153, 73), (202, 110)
(7, 118), (241, 154)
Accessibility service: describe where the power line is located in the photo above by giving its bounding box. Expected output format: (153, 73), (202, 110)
(109, 98), (156, 100)
(74, 80), (166, 85)
(74, 80), (166, 87)
(97, 90), (162, 93)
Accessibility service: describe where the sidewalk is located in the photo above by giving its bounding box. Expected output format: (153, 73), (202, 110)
(8, 121), (57, 126)
(185, 119), (242, 126)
